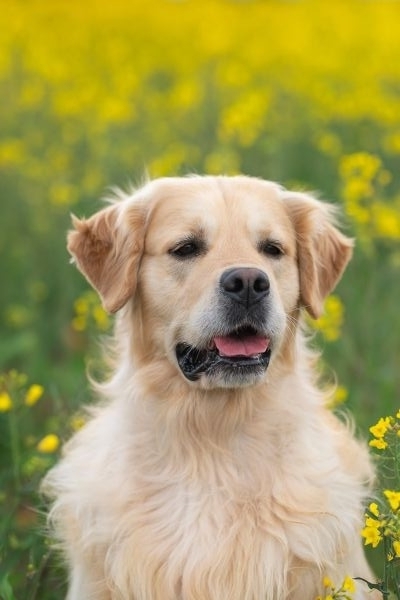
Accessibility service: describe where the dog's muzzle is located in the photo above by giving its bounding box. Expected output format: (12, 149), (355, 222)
(175, 268), (274, 386)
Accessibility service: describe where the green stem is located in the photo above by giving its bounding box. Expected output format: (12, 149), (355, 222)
(8, 409), (21, 491)
(382, 537), (391, 599)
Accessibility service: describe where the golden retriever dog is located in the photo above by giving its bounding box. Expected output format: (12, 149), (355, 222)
(43, 175), (377, 600)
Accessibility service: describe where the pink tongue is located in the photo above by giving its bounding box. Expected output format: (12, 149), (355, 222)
(213, 335), (269, 358)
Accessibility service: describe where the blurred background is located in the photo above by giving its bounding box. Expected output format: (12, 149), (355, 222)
(1, 0), (399, 597)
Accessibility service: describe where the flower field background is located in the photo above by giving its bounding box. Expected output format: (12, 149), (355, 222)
(1, 0), (400, 597)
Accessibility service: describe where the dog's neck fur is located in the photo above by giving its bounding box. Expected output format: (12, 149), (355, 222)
(99, 302), (321, 459)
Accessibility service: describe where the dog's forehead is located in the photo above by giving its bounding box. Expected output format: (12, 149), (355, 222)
(144, 177), (295, 248)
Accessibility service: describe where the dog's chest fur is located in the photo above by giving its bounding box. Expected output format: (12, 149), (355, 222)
(87, 389), (367, 600)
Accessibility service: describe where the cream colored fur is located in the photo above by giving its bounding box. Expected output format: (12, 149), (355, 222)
(42, 176), (377, 599)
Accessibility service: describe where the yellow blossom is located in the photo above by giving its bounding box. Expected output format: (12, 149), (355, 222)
(369, 438), (388, 450)
(24, 384), (44, 407)
(384, 490), (400, 512)
(369, 502), (380, 517)
(328, 385), (348, 409)
(322, 576), (334, 589)
(37, 434), (60, 454)
(72, 315), (87, 332)
(365, 516), (381, 529)
(369, 416), (392, 439)
(393, 540), (400, 557)
(343, 575), (356, 593)
(0, 392), (13, 412)
(92, 304), (110, 330)
(312, 295), (344, 342)
(361, 524), (382, 548)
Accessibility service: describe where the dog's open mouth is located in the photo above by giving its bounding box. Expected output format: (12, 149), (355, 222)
(176, 325), (271, 382)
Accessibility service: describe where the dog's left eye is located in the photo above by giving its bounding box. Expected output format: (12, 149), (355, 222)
(259, 241), (284, 258)
(169, 239), (204, 259)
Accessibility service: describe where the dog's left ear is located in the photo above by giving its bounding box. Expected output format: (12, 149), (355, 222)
(67, 203), (146, 313)
(284, 192), (354, 319)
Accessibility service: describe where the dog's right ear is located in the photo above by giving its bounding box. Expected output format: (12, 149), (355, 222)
(283, 191), (353, 319)
(67, 203), (145, 313)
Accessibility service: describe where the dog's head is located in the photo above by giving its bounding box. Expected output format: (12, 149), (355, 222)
(68, 176), (353, 389)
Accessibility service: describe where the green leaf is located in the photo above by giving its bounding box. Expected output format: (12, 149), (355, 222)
(0, 574), (17, 600)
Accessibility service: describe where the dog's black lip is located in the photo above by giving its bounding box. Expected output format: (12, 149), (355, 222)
(175, 326), (272, 381)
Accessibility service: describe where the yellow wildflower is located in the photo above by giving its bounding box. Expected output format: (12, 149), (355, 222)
(0, 392), (13, 412)
(74, 296), (90, 315)
(373, 204), (400, 239)
(393, 540), (400, 557)
(340, 152), (382, 181)
(369, 502), (380, 517)
(369, 416), (392, 439)
(72, 315), (87, 332)
(322, 576), (334, 589)
(369, 438), (388, 450)
(361, 524), (382, 548)
(329, 385), (348, 409)
(343, 575), (356, 593)
(384, 490), (400, 512)
(92, 304), (110, 330)
(24, 384), (44, 407)
(312, 295), (344, 342)
(365, 516), (381, 528)
(37, 434), (60, 454)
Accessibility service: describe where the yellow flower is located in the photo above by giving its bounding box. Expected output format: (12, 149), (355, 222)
(343, 575), (356, 593)
(361, 524), (382, 548)
(393, 540), (400, 557)
(384, 490), (400, 511)
(365, 516), (381, 528)
(37, 434), (60, 454)
(329, 385), (348, 409)
(340, 152), (382, 181)
(322, 576), (334, 589)
(312, 295), (344, 342)
(92, 304), (110, 330)
(369, 438), (388, 450)
(24, 384), (44, 407)
(369, 416), (391, 438)
(0, 392), (13, 412)
(72, 315), (87, 332)
(369, 502), (380, 517)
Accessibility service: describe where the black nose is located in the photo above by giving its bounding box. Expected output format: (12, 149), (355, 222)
(220, 267), (270, 307)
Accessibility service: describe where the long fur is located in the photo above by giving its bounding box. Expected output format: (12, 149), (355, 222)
(42, 176), (377, 600)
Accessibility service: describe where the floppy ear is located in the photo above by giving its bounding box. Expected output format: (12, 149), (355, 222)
(67, 203), (145, 313)
(284, 192), (354, 319)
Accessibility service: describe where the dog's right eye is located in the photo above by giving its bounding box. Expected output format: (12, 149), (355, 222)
(169, 239), (204, 259)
